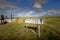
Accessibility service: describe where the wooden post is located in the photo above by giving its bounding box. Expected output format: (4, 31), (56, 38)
(38, 24), (40, 37)
(26, 24), (28, 32)
(11, 12), (12, 22)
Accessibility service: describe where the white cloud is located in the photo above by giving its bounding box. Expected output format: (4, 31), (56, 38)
(27, 11), (34, 14)
(0, 0), (19, 9)
(48, 10), (56, 14)
(33, 2), (42, 9)
(48, 10), (60, 15)
(43, 10), (60, 16)
(38, 11), (46, 16)
(17, 10), (34, 17)
(34, 0), (47, 4)
(6, 9), (60, 17)
(33, 0), (47, 11)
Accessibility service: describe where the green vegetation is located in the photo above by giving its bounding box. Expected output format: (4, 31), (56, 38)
(45, 17), (60, 26)
(0, 17), (60, 40)
(0, 23), (37, 40)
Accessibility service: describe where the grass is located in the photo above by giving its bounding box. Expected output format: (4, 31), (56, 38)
(0, 22), (37, 40)
(0, 17), (60, 40)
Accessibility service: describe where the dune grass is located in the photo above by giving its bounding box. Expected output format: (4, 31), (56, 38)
(0, 22), (37, 40)
(0, 17), (60, 40)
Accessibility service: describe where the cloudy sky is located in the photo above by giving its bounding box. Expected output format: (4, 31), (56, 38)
(0, 0), (60, 18)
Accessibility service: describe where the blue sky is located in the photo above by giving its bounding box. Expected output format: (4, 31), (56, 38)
(4, 0), (60, 10)
(42, 0), (60, 10)
(0, 0), (60, 17)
